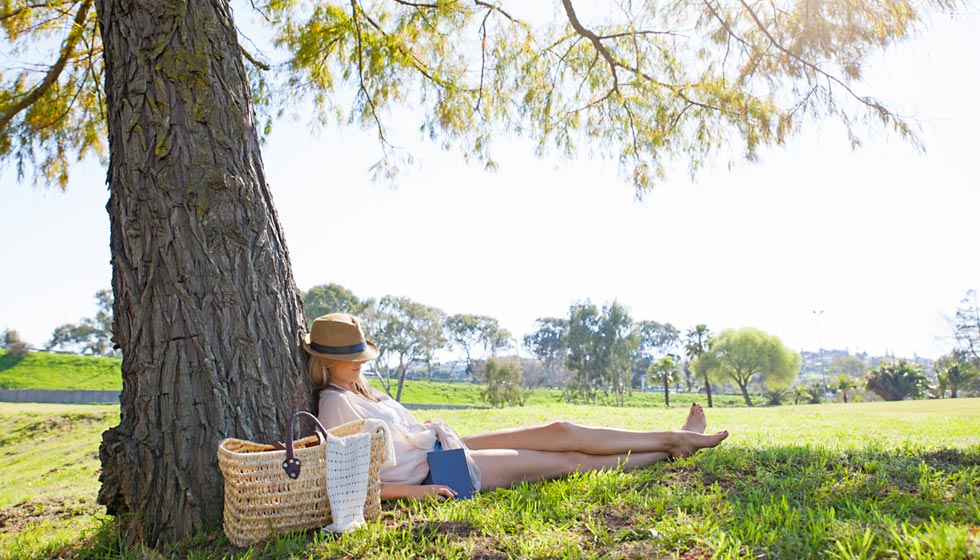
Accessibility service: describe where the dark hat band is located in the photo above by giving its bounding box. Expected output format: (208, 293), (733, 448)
(309, 341), (368, 355)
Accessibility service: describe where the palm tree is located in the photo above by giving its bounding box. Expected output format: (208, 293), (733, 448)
(834, 374), (857, 403)
(865, 359), (928, 401)
(684, 324), (713, 407)
(648, 356), (681, 407)
(934, 351), (979, 398)
(793, 385), (810, 405)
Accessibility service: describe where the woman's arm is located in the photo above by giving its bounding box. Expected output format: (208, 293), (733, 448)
(381, 484), (457, 501)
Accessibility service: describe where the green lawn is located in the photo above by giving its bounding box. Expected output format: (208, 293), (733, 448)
(396, 379), (758, 408)
(0, 350), (759, 407)
(1, 399), (978, 559)
(0, 350), (122, 391)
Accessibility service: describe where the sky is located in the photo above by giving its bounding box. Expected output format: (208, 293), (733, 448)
(1, 6), (978, 361)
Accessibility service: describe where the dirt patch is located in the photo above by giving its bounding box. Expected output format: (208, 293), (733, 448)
(678, 546), (715, 559)
(470, 543), (509, 560)
(599, 504), (635, 532)
(0, 496), (96, 534)
(421, 520), (478, 538)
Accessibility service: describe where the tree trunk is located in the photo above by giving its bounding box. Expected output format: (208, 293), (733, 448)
(663, 373), (670, 407)
(95, 0), (313, 544)
(395, 361), (407, 401)
(703, 375), (713, 408)
(737, 381), (753, 406)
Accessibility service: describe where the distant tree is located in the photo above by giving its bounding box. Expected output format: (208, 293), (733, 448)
(933, 371), (950, 400)
(482, 358), (522, 408)
(600, 302), (639, 406)
(567, 301), (638, 405)
(302, 283), (372, 327)
(953, 290), (980, 363)
(684, 324), (714, 407)
(933, 351), (979, 398)
(566, 303), (602, 403)
(523, 318), (570, 390)
(48, 323), (103, 354)
(865, 359), (928, 401)
(0, 329), (16, 348)
(694, 327), (801, 406)
(792, 385), (810, 405)
(764, 388), (790, 406)
(366, 296), (446, 401)
(806, 383), (824, 404)
(1, 329), (31, 359)
(446, 314), (510, 376)
(648, 355), (681, 407)
(680, 361), (695, 393)
(517, 358), (549, 405)
(834, 374), (858, 403)
(633, 320), (680, 389)
(488, 328), (513, 358)
(46, 289), (115, 356)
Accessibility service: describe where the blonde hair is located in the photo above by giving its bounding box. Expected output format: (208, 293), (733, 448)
(308, 355), (379, 402)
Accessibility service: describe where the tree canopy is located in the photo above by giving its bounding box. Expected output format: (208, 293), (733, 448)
(47, 289), (115, 355)
(301, 283), (373, 326)
(685, 324), (714, 407)
(864, 359), (927, 401)
(1, 0), (955, 194)
(367, 294), (446, 400)
(566, 300), (638, 405)
(693, 327), (801, 406)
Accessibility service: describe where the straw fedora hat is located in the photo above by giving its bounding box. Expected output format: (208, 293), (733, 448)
(302, 313), (379, 361)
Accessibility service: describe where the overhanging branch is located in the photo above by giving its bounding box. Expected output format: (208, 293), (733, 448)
(0, 0), (94, 133)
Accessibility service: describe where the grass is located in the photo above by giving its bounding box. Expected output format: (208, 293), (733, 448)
(0, 403), (118, 559)
(1, 399), (978, 559)
(0, 350), (122, 391)
(0, 349), (758, 408)
(393, 379), (758, 408)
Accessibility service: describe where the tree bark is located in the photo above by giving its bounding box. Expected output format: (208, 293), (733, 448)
(737, 381), (753, 406)
(95, 0), (313, 544)
(703, 375), (713, 408)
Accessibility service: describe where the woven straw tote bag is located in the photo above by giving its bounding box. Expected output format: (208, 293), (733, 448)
(217, 412), (387, 547)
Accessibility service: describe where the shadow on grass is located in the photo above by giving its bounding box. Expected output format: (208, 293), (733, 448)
(0, 351), (27, 372)
(652, 444), (980, 558)
(13, 444), (980, 560)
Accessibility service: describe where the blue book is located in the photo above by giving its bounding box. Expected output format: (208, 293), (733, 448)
(423, 448), (476, 499)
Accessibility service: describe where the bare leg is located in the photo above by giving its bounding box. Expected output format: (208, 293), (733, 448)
(471, 448), (672, 490)
(462, 404), (726, 458)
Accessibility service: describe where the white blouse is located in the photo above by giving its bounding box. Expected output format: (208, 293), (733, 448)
(317, 385), (481, 491)
(318, 387), (434, 485)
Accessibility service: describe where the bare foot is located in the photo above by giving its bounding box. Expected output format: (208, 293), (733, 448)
(680, 403), (706, 434)
(670, 430), (729, 459)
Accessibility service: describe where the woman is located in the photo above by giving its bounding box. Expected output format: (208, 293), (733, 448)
(304, 313), (729, 500)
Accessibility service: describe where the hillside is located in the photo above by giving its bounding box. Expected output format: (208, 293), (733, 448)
(0, 350), (122, 390)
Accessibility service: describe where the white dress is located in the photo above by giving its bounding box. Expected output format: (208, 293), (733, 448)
(317, 385), (481, 491)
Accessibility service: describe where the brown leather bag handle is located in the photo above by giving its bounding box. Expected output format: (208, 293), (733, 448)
(281, 411), (329, 479)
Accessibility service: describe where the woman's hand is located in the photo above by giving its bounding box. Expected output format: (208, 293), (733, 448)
(380, 484), (457, 501)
